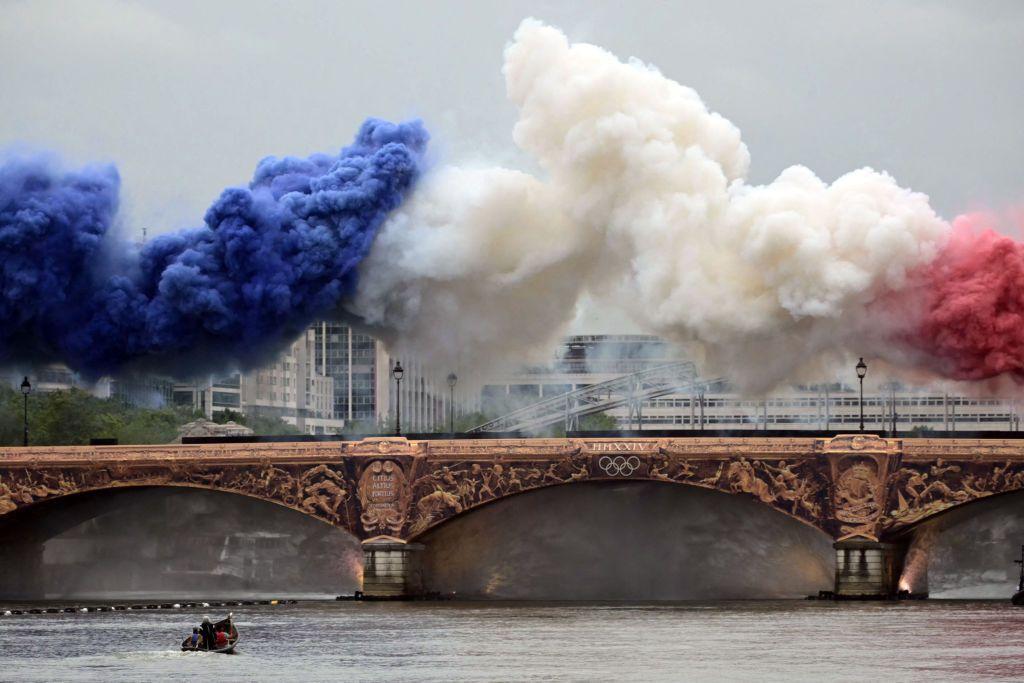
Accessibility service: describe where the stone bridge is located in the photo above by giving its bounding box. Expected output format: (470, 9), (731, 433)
(3, 433), (1024, 598)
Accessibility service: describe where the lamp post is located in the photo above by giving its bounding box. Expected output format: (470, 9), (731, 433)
(890, 382), (897, 434)
(392, 361), (404, 436)
(855, 358), (867, 432)
(20, 376), (31, 447)
(446, 373), (458, 434)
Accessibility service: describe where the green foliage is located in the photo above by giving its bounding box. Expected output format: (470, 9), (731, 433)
(210, 406), (300, 435)
(242, 413), (302, 436)
(343, 418), (386, 435)
(0, 384), (319, 445)
(0, 385), (200, 446)
(212, 409), (245, 424)
(577, 411), (620, 431)
(453, 411), (493, 433)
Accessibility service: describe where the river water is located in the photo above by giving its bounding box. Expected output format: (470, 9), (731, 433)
(2, 600), (1024, 681)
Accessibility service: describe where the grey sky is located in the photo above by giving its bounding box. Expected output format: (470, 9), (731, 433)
(1, 1), (1021, 237)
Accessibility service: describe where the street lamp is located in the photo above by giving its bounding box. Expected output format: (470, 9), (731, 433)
(855, 358), (867, 432)
(392, 361), (404, 436)
(447, 373), (458, 434)
(20, 376), (31, 447)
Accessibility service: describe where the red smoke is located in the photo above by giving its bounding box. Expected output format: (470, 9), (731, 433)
(907, 212), (1024, 381)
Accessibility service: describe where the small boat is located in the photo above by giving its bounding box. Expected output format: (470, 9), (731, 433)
(1012, 545), (1024, 605)
(181, 613), (239, 654)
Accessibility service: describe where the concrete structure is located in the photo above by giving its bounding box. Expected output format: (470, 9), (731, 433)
(5, 434), (1024, 599)
(833, 539), (904, 598)
(360, 538), (424, 598)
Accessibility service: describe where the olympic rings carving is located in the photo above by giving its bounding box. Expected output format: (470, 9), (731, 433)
(598, 455), (641, 477)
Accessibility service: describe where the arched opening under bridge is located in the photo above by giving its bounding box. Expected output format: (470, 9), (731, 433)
(0, 486), (362, 600)
(417, 480), (834, 600)
(899, 489), (1024, 598)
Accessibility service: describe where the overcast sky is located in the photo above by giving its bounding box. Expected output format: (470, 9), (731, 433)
(2, 0), (1022, 337)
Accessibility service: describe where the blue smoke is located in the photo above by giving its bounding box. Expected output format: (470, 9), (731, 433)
(0, 118), (428, 378)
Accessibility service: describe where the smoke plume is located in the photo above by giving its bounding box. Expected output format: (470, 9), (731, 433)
(3, 19), (1024, 390)
(347, 19), (1020, 388)
(1, 119), (426, 377)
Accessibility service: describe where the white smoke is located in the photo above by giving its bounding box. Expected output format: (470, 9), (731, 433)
(349, 165), (590, 369)
(347, 19), (952, 388)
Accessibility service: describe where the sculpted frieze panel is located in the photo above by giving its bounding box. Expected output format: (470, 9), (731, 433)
(883, 459), (1024, 530)
(406, 451), (592, 536)
(404, 448), (829, 537)
(0, 461), (358, 532)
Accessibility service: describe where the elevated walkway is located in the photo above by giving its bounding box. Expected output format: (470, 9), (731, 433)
(468, 361), (726, 433)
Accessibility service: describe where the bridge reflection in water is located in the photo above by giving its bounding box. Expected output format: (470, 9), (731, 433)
(3, 434), (1024, 599)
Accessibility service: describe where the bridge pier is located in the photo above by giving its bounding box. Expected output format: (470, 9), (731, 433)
(360, 538), (424, 599)
(833, 539), (905, 599)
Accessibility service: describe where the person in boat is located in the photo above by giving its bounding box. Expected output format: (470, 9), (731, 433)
(199, 616), (217, 651)
(188, 627), (203, 650)
(214, 625), (229, 649)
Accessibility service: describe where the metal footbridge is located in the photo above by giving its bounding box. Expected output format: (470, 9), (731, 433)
(467, 361), (726, 433)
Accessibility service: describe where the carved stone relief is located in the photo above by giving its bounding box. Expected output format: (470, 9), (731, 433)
(357, 460), (411, 536)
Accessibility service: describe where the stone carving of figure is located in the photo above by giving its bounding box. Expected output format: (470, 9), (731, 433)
(674, 461), (697, 479)
(649, 458), (672, 481)
(568, 458), (588, 482)
(410, 487), (463, 535)
(542, 463), (566, 484)
(726, 458), (774, 503)
(473, 464), (495, 502)
(299, 465), (349, 519)
(523, 467), (544, 487)
(506, 467), (524, 493)
(0, 478), (17, 514)
(902, 469), (929, 505)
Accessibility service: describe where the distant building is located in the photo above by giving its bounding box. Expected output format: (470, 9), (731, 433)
(482, 334), (674, 414)
(312, 322), (466, 433)
(313, 322), (382, 425)
(479, 334), (1022, 432)
(170, 321), (460, 434)
(173, 326), (342, 435)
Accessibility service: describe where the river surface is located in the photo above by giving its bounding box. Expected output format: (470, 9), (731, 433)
(2, 600), (1024, 681)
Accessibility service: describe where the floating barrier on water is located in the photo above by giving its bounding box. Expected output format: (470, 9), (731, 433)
(0, 599), (298, 616)
(336, 591), (453, 602)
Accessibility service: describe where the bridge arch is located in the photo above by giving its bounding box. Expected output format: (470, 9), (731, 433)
(0, 459), (361, 537)
(0, 483), (350, 544)
(404, 448), (833, 542)
(880, 455), (1024, 541)
(413, 479), (835, 599)
(0, 484), (363, 600)
(406, 471), (830, 542)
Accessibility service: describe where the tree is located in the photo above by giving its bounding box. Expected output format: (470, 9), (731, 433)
(577, 412), (620, 432)
(242, 413), (302, 436)
(0, 386), (204, 446)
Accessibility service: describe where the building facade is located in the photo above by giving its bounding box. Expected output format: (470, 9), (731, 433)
(170, 322), (462, 434)
(172, 326), (342, 435)
(480, 335), (1022, 432)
